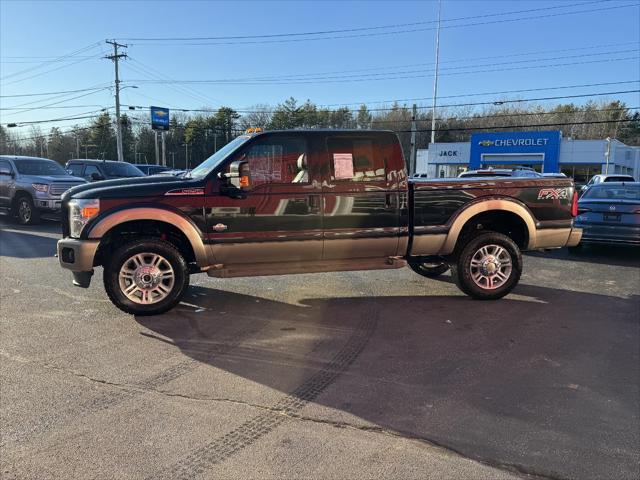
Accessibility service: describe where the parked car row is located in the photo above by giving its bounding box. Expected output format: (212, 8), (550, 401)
(0, 155), (186, 224)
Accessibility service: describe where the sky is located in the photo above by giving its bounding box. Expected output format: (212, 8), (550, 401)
(1, 0), (639, 135)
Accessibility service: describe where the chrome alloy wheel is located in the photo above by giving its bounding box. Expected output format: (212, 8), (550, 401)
(118, 253), (175, 305)
(469, 244), (512, 290)
(18, 199), (32, 223)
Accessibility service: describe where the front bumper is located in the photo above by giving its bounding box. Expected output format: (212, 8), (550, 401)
(57, 238), (100, 288)
(35, 198), (62, 211)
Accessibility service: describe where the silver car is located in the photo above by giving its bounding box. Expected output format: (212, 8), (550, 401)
(0, 156), (86, 225)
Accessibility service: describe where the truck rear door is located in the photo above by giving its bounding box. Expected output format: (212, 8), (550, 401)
(322, 132), (404, 260)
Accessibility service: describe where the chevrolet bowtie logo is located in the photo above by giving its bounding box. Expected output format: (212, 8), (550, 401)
(478, 140), (494, 147)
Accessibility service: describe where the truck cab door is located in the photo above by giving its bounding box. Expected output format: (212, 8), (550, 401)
(204, 134), (323, 265)
(322, 133), (405, 260)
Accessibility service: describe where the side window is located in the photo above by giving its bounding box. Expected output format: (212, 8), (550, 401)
(327, 136), (386, 182)
(0, 160), (13, 172)
(84, 165), (100, 179)
(67, 163), (84, 177)
(241, 137), (308, 188)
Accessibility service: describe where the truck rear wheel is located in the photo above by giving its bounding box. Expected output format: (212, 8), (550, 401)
(408, 258), (450, 278)
(451, 231), (522, 300)
(103, 237), (189, 316)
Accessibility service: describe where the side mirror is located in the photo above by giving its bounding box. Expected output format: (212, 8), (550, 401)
(90, 172), (104, 181)
(220, 160), (250, 198)
(0, 167), (12, 176)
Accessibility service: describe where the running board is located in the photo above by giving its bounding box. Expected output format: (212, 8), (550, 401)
(206, 256), (407, 278)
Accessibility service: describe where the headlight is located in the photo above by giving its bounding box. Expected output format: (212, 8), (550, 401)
(69, 199), (100, 238)
(32, 183), (49, 193)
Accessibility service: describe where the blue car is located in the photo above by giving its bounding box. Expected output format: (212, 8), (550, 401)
(571, 182), (640, 250)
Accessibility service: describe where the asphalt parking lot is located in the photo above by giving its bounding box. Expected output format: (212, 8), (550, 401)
(1, 217), (639, 480)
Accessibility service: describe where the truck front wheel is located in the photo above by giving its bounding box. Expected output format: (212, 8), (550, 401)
(103, 237), (190, 316)
(15, 195), (40, 225)
(451, 231), (522, 300)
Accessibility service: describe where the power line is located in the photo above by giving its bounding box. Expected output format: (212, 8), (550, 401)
(2, 88), (112, 117)
(9, 110), (110, 126)
(0, 104), (109, 111)
(120, 0), (606, 41)
(127, 55), (639, 85)
(121, 89), (640, 114)
(0, 42), (101, 81)
(368, 106), (639, 125)
(125, 49), (639, 85)
(317, 80), (640, 107)
(0, 56), (99, 64)
(123, 2), (640, 46)
(0, 86), (111, 99)
(5, 117), (636, 147)
(1, 54), (102, 87)
(401, 118), (637, 134)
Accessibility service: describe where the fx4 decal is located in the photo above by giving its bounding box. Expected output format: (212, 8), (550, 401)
(537, 188), (570, 200)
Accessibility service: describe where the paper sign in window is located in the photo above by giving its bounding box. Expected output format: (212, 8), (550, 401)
(333, 153), (354, 179)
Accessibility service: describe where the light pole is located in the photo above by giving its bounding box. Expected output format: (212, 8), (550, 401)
(430, 0), (442, 145)
(182, 143), (190, 169)
(605, 137), (611, 174)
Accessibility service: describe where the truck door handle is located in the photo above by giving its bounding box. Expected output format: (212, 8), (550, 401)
(309, 194), (321, 213)
(385, 193), (394, 209)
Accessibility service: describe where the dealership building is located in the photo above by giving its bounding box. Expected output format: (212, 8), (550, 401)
(416, 130), (640, 183)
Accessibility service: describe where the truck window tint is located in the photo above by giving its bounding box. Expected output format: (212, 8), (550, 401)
(0, 160), (12, 172)
(327, 137), (385, 182)
(67, 163), (84, 176)
(102, 162), (144, 177)
(84, 165), (101, 178)
(14, 159), (67, 176)
(242, 137), (308, 187)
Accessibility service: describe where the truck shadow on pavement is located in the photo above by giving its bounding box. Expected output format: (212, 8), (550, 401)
(135, 283), (639, 480)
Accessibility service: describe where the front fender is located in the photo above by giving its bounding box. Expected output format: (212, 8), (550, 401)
(85, 207), (210, 266)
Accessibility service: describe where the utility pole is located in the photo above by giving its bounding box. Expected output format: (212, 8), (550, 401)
(430, 0), (442, 145)
(154, 131), (160, 165)
(410, 104), (417, 176)
(161, 131), (166, 166)
(105, 40), (127, 162)
(605, 137), (611, 174)
(183, 143), (189, 169)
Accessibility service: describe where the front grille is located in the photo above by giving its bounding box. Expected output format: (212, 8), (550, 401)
(50, 182), (83, 196)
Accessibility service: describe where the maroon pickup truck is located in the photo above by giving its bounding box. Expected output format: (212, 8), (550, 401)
(57, 129), (581, 315)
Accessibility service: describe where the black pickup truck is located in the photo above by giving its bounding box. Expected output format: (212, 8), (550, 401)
(57, 129), (581, 315)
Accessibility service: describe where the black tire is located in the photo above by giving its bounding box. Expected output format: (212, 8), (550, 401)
(103, 237), (190, 316)
(451, 231), (522, 300)
(408, 258), (450, 278)
(14, 195), (40, 225)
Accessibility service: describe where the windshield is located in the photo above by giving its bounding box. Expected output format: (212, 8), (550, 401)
(14, 159), (68, 176)
(186, 135), (251, 179)
(460, 172), (510, 178)
(604, 176), (634, 182)
(583, 184), (640, 201)
(101, 163), (145, 177)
